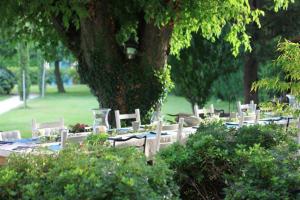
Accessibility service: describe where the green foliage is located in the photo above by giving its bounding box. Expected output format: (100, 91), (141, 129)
(224, 144), (300, 200)
(253, 41), (300, 115)
(159, 122), (300, 199)
(253, 41), (300, 97)
(0, 66), (16, 95)
(154, 64), (174, 106)
(85, 133), (109, 146)
(0, 146), (179, 200)
(170, 33), (239, 106)
(211, 68), (243, 102)
(0, 0), (292, 121)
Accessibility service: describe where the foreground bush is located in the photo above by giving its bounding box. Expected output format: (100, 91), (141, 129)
(159, 122), (300, 200)
(0, 67), (16, 95)
(0, 145), (179, 200)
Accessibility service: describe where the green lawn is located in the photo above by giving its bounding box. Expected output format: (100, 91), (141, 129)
(0, 95), (15, 101)
(0, 85), (233, 138)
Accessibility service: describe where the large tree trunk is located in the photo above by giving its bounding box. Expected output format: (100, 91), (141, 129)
(244, 53), (258, 103)
(244, 0), (259, 104)
(54, 60), (65, 93)
(52, 1), (173, 123)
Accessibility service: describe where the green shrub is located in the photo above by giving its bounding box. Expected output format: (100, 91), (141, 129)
(0, 66), (16, 94)
(159, 122), (300, 200)
(0, 145), (179, 200)
(224, 144), (300, 200)
(86, 133), (109, 146)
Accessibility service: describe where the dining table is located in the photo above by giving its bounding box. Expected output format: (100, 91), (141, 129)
(0, 116), (295, 165)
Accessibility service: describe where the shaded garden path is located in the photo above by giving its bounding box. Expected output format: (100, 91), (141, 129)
(0, 95), (38, 115)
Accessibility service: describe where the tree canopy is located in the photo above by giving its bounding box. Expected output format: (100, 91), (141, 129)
(0, 0), (293, 120)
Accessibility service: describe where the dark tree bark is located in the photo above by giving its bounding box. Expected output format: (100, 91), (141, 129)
(54, 60), (65, 93)
(244, 52), (258, 103)
(51, 1), (173, 121)
(244, 0), (259, 104)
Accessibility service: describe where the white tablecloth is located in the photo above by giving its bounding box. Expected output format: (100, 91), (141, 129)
(111, 127), (196, 158)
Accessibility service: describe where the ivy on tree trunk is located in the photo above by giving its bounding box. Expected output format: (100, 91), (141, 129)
(52, 2), (173, 121)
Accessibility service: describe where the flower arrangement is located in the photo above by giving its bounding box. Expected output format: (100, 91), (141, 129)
(69, 123), (89, 133)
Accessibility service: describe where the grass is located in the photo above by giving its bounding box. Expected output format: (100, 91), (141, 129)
(0, 85), (233, 138)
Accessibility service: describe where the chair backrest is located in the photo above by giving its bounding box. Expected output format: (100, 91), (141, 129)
(194, 104), (206, 118)
(154, 119), (185, 152)
(0, 130), (21, 141)
(32, 118), (64, 137)
(115, 109), (141, 129)
(194, 104), (215, 118)
(238, 113), (245, 127)
(238, 110), (260, 127)
(176, 118), (184, 144)
(154, 121), (163, 152)
(162, 124), (179, 131)
(237, 100), (257, 116)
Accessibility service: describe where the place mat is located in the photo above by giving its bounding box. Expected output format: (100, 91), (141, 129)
(149, 131), (168, 136)
(0, 141), (13, 145)
(225, 122), (239, 126)
(48, 144), (62, 151)
(259, 117), (282, 122)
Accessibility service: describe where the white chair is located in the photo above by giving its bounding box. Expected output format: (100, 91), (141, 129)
(194, 104), (215, 118)
(0, 130), (21, 141)
(238, 110), (260, 127)
(32, 118), (65, 137)
(60, 129), (88, 149)
(115, 109), (141, 129)
(176, 118), (185, 144)
(194, 104), (206, 118)
(237, 100), (257, 116)
(154, 118), (185, 152)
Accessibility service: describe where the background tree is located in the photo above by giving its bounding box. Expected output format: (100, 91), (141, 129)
(17, 42), (31, 102)
(211, 69), (244, 111)
(42, 43), (74, 94)
(243, 0), (300, 103)
(0, 0), (291, 120)
(253, 41), (300, 102)
(169, 33), (240, 107)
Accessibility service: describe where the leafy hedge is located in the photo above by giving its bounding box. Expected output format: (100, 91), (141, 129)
(0, 145), (179, 200)
(0, 67), (16, 95)
(159, 122), (300, 200)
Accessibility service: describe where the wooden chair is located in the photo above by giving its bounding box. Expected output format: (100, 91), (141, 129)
(194, 104), (215, 118)
(60, 129), (88, 149)
(0, 130), (21, 141)
(32, 118), (65, 137)
(237, 100), (257, 116)
(154, 118), (185, 152)
(115, 109), (141, 129)
(194, 104), (206, 118)
(238, 110), (260, 127)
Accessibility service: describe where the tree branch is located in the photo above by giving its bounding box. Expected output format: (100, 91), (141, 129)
(51, 15), (81, 58)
